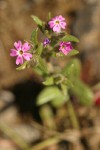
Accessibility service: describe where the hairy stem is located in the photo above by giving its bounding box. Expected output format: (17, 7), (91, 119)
(67, 100), (80, 129)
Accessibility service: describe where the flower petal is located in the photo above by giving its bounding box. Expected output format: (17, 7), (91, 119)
(58, 15), (65, 21)
(22, 43), (31, 51)
(23, 53), (32, 61)
(53, 24), (61, 32)
(10, 49), (18, 56)
(66, 42), (73, 51)
(14, 41), (22, 50)
(16, 55), (23, 65)
(48, 21), (55, 28)
(43, 38), (51, 47)
(59, 42), (64, 46)
(59, 48), (68, 55)
(59, 41), (73, 55)
(61, 49), (69, 55)
(60, 21), (66, 29)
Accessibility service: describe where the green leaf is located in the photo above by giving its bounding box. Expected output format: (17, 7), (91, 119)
(36, 43), (43, 56)
(16, 61), (28, 70)
(43, 77), (54, 85)
(53, 74), (64, 85)
(67, 49), (79, 56)
(60, 35), (79, 43)
(71, 80), (93, 105)
(31, 28), (38, 47)
(48, 12), (51, 20)
(55, 50), (79, 57)
(51, 84), (69, 108)
(62, 59), (81, 79)
(33, 67), (43, 75)
(31, 15), (43, 26)
(38, 57), (48, 74)
(37, 86), (65, 105)
(62, 63), (75, 78)
(64, 78), (74, 88)
(51, 97), (66, 108)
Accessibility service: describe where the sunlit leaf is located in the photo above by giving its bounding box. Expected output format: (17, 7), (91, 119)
(60, 35), (79, 43)
(51, 96), (67, 108)
(37, 86), (65, 105)
(31, 15), (43, 26)
(16, 61), (28, 70)
(67, 49), (79, 56)
(51, 84), (69, 108)
(55, 50), (79, 57)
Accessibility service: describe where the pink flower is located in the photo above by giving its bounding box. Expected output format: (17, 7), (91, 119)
(48, 15), (66, 33)
(10, 41), (32, 65)
(59, 42), (73, 55)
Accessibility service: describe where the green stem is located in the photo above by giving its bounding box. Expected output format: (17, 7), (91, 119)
(39, 104), (56, 129)
(67, 100), (80, 129)
(31, 136), (60, 150)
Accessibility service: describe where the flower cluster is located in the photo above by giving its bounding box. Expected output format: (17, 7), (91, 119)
(48, 15), (73, 55)
(10, 15), (74, 65)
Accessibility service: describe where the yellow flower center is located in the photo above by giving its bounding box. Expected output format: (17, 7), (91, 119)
(62, 45), (65, 49)
(55, 20), (59, 24)
(19, 50), (23, 55)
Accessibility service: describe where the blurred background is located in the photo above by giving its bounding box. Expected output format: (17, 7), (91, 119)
(0, 0), (100, 150)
